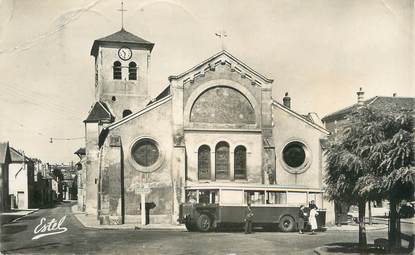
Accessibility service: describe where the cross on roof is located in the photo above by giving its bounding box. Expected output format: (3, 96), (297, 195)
(118, 1), (128, 29)
(215, 30), (228, 50)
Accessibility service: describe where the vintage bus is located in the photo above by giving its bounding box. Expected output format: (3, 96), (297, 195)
(178, 186), (326, 232)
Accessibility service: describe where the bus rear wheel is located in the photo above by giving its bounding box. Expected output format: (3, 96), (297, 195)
(279, 215), (295, 232)
(196, 214), (212, 232)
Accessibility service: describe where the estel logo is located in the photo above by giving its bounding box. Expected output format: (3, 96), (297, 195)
(32, 216), (68, 240)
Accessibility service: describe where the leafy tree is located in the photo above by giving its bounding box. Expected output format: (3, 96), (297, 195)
(324, 105), (414, 249)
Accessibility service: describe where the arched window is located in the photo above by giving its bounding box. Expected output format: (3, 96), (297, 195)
(129, 62), (137, 80)
(234, 146), (247, 179)
(113, 61), (122, 80)
(198, 145), (211, 180)
(215, 141), (229, 179)
(123, 109), (132, 117)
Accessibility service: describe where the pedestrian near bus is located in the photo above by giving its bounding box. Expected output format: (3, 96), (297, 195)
(309, 204), (319, 235)
(298, 205), (307, 234)
(244, 203), (254, 234)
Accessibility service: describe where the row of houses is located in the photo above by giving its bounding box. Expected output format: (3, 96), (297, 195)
(0, 143), (77, 212)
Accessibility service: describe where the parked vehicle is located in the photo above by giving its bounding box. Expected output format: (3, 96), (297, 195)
(399, 203), (414, 218)
(178, 186), (326, 232)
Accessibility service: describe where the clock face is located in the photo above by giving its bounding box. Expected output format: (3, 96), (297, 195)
(118, 47), (132, 61)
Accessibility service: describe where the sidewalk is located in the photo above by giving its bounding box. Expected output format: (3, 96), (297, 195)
(71, 205), (186, 231)
(0, 208), (39, 225)
(314, 243), (411, 255)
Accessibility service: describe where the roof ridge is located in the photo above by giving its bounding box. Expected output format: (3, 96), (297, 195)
(107, 95), (172, 130)
(322, 95), (415, 121)
(168, 50), (273, 83)
(272, 100), (329, 134)
(91, 29), (155, 56)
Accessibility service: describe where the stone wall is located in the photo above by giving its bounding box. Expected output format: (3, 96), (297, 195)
(272, 105), (326, 189)
(84, 123), (100, 214)
(104, 100), (174, 224)
(96, 44), (150, 120)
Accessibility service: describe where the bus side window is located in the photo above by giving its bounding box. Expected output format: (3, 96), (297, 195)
(267, 191), (287, 204)
(198, 190), (219, 204)
(244, 191), (265, 205)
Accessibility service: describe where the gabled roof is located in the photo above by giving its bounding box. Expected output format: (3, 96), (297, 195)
(10, 147), (32, 163)
(272, 101), (330, 134)
(84, 101), (114, 123)
(168, 50), (273, 85)
(106, 95), (172, 131)
(322, 96), (415, 122)
(0, 142), (11, 164)
(91, 28), (155, 57)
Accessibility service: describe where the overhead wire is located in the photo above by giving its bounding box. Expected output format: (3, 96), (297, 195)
(0, 86), (83, 119)
(1, 84), (82, 117)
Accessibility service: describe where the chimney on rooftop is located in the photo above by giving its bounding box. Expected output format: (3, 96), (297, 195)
(357, 87), (364, 105)
(283, 92), (291, 109)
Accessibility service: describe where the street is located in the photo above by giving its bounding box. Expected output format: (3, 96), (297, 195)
(1, 202), (411, 255)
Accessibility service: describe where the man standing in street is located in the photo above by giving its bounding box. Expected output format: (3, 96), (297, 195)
(244, 203), (254, 234)
(298, 205), (307, 234)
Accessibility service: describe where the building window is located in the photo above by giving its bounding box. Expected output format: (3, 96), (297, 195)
(129, 62), (137, 80)
(215, 141), (229, 179)
(113, 61), (122, 80)
(131, 138), (159, 167)
(198, 145), (211, 180)
(281, 141), (311, 174)
(122, 109), (132, 117)
(234, 146), (247, 179)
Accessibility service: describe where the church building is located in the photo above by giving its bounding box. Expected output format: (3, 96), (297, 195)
(82, 28), (333, 225)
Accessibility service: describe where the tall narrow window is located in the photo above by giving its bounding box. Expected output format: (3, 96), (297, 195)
(198, 145), (211, 180)
(129, 62), (137, 80)
(234, 145), (247, 179)
(215, 141), (229, 179)
(113, 61), (122, 80)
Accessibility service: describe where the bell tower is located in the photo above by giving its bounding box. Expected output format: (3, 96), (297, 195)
(90, 29), (154, 120)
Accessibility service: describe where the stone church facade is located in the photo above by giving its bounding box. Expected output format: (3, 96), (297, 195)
(83, 29), (332, 225)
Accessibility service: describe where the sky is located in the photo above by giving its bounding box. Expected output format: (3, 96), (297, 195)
(0, 0), (413, 164)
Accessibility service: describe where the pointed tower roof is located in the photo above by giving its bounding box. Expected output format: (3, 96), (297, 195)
(84, 101), (114, 123)
(91, 29), (155, 57)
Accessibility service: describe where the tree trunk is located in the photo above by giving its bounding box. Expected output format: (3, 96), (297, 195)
(388, 198), (401, 249)
(358, 199), (367, 248)
(368, 201), (372, 225)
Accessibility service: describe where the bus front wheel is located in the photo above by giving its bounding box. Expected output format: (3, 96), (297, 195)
(185, 222), (196, 232)
(279, 215), (295, 232)
(196, 214), (212, 232)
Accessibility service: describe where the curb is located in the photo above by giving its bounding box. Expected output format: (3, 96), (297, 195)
(71, 205), (186, 231)
(313, 247), (323, 255)
(326, 225), (388, 232)
(9, 209), (39, 224)
(374, 217), (415, 225)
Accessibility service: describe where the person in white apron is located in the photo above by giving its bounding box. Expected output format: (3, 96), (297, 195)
(309, 206), (319, 235)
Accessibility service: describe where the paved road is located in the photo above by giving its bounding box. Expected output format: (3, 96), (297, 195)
(0, 203), (409, 255)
